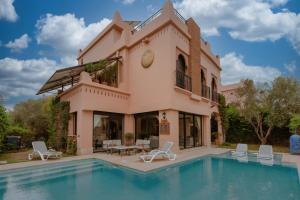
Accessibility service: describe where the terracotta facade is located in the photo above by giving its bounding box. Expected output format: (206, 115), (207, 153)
(58, 1), (222, 155)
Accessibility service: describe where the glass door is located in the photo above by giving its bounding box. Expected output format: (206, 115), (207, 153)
(93, 112), (123, 152)
(135, 112), (159, 149)
(179, 112), (203, 149)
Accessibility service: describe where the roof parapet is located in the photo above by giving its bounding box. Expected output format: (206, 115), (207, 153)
(113, 10), (122, 22)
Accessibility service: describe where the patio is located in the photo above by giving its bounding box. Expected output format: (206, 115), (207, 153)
(1, 147), (300, 176)
(0, 147), (228, 172)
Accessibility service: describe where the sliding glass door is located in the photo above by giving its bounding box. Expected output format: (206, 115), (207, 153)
(179, 112), (203, 149)
(93, 112), (124, 152)
(135, 112), (159, 149)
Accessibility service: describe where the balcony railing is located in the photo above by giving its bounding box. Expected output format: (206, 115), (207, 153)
(132, 9), (162, 34)
(176, 70), (191, 91)
(174, 9), (186, 23)
(211, 91), (219, 103)
(201, 85), (210, 99)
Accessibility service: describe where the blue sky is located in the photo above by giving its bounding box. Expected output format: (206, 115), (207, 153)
(0, 0), (299, 109)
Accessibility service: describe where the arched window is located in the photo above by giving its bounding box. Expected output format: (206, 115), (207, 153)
(211, 78), (218, 101)
(201, 69), (206, 86)
(211, 78), (217, 92)
(177, 54), (186, 73)
(201, 70), (208, 97)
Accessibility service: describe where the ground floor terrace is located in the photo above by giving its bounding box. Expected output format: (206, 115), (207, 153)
(69, 109), (223, 155)
(1, 147), (300, 175)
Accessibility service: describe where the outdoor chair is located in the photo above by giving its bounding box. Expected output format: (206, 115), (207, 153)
(231, 143), (248, 157)
(140, 141), (176, 163)
(29, 141), (62, 161)
(102, 140), (112, 153)
(136, 139), (150, 153)
(257, 145), (274, 160)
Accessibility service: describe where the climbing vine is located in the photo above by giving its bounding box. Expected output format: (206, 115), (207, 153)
(48, 97), (70, 151)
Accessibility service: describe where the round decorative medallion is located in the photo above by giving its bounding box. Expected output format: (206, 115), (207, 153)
(141, 49), (154, 68)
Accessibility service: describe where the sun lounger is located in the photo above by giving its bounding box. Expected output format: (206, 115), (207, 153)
(231, 143), (248, 157)
(30, 141), (62, 161)
(257, 145), (274, 160)
(139, 141), (176, 163)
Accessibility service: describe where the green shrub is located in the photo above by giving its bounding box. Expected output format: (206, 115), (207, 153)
(289, 114), (300, 133)
(66, 137), (77, 155)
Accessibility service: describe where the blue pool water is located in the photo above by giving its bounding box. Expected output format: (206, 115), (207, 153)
(0, 156), (299, 200)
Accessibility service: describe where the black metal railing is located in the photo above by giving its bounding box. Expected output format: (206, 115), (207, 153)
(131, 9), (162, 34)
(211, 91), (219, 103)
(174, 9), (186, 23)
(176, 70), (191, 91)
(201, 85), (210, 99)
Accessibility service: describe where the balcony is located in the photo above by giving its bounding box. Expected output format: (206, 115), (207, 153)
(201, 85), (210, 99)
(211, 91), (219, 103)
(176, 70), (191, 91)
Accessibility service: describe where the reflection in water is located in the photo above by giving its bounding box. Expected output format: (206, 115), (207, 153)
(0, 157), (299, 200)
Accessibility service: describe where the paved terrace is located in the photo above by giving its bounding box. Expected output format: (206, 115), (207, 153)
(1, 147), (300, 174)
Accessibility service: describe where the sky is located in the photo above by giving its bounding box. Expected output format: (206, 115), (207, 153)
(0, 0), (299, 109)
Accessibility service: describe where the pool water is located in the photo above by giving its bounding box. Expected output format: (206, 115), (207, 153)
(0, 156), (299, 200)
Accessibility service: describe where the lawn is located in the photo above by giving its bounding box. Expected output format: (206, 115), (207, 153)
(218, 143), (289, 153)
(0, 149), (32, 164)
(0, 149), (73, 164)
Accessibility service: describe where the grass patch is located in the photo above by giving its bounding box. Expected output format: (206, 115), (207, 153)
(0, 149), (74, 164)
(218, 143), (289, 153)
(0, 149), (31, 164)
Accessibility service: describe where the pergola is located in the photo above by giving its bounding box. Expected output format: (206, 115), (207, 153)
(37, 56), (122, 95)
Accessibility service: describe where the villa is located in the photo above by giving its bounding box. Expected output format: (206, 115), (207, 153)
(221, 82), (243, 104)
(38, 1), (223, 155)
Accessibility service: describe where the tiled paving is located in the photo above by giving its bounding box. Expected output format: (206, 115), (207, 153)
(1, 147), (300, 174)
(0, 147), (228, 172)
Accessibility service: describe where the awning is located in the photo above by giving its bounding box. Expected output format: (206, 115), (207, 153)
(37, 56), (122, 95)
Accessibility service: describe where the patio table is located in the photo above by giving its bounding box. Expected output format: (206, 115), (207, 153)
(111, 145), (140, 156)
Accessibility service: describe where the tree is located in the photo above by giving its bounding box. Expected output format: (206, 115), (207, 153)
(0, 103), (9, 150)
(237, 77), (300, 144)
(47, 97), (70, 151)
(9, 98), (51, 146)
(289, 114), (300, 133)
(218, 94), (229, 141)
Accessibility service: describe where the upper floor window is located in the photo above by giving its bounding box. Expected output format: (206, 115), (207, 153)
(176, 54), (191, 91)
(211, 77), (217, 92)
(211, 77), (218, 102)
(177, 54), (186, 73)
(201, 69), (206, 86)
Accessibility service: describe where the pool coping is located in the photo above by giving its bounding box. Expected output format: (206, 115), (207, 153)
(1, 147), (300, 175)
(0, 147), (228, 172)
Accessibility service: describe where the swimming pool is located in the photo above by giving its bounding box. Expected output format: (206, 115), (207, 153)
(0, 156), (299, 200)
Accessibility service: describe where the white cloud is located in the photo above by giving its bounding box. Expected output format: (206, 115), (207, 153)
(175, 0), (300, 54)
(0, 57), (60, 99)
(0, 0), (17, 22)
(36, 13), (111, 65)
(221, 52), (281, 84)
(121, 0), (135, 5)
(284, 61), (297, 73)
(5, 34), (31, 52)
(146, 4), (156, 13)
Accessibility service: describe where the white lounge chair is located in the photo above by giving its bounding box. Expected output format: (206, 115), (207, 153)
(30, 141), (62, 161)
(139, 141), (176, 163)
(257, 145), (274, 160)
(231, 143), (248, 157)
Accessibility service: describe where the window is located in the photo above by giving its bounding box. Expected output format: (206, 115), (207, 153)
(73, 112), (77, 136)
(93, 112), (124, 152)
(179, 112), (203, 149)
(135, 111), (159, 149)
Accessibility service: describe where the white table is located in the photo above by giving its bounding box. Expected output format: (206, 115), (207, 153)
(111, 145), (140, 155)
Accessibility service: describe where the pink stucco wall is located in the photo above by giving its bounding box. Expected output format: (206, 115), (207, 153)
(60, 1), (222, 155)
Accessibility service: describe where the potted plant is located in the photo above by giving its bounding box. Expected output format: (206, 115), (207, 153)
(124, 132), (134, 146)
